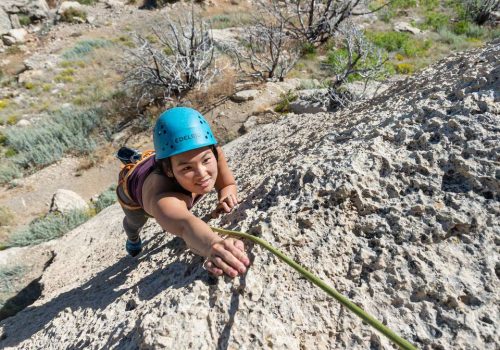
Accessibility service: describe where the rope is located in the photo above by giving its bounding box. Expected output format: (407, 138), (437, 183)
(210, 226), (417, 350)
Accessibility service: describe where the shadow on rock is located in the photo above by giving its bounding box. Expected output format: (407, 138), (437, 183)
(0, 234), (207, 348)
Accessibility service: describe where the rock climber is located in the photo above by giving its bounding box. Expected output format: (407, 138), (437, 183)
(116, 107), (250, 278)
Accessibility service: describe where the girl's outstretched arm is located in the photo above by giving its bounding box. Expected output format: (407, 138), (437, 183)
(147, 193), (250, 277)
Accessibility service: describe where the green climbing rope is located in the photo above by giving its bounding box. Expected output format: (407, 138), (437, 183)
(210, 226), (417, 350)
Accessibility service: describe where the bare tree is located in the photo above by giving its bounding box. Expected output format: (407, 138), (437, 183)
(323, 21), (388, 110)
(121, 7), (217, 106)
(228, 2), (300, 81)
(264, 0), (381, 45)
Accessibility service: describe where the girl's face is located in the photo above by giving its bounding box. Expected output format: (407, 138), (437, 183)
(169, 147), (218, 194)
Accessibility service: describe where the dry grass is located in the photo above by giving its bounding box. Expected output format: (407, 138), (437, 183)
(186, 65), (238, 111)
(75, 144), (116, 175)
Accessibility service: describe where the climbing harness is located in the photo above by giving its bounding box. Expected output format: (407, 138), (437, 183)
(210, 226), (417, 350)
(116, 148), (155, 210)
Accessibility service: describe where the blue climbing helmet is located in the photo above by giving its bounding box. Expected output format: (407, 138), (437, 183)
(153, 107), (217, 160)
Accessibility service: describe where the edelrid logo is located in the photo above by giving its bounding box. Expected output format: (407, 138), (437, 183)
(175, 133), (201, 143)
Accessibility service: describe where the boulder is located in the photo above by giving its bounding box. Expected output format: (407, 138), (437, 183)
(288, 88), (329, 114)
(0, 0), (50, 20)
(24, 54), (60, 70)
(2, 35), (16, 46)
(57, 1), (83, 14)
(103, 0), (124, 8)
(15, 119), (31, 127)
(231, 89), (260, 102)
(18, 69), (43, 85)
(0, 9), (12, 36)
(6, 28), (27, 44)
(394, 21), (422, 35)
(49, 189), (89, 214)
(16, 119), (31, 128)
(9, 14), (21, 29)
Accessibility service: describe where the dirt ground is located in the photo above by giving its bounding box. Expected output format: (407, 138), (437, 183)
(0, 0), (302, 244)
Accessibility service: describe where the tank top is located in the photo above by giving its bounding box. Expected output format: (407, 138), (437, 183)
(127, 156), (201, 209)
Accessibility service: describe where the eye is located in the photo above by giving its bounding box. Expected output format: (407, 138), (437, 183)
(202, 157), (211, 164)
(182, 166), (191, 171)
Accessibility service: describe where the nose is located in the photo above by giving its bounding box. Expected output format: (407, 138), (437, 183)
(194, 164), (208, 178)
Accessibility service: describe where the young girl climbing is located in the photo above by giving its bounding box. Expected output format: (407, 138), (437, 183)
(116, 107), (250, 278)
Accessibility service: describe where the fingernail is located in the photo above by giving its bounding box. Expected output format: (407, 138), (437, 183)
(239, 267), (246, 273)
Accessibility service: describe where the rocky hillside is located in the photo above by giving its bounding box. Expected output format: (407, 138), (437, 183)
(0, 40), (498, 349)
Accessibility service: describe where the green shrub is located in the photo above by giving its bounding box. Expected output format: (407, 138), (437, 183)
(0, 206), (14, 226)
(423, 12), (450, 31)
(62, 39), (112, 59)
(488, 27), (500, 40)
(18, 14), (32, 26)
(23, 81), (35, 90)
(0, 99), (8, 109)
(114, 35), (135, 48)
(209, 12), (253, 29)
(93, 185), (117, 213)
(392, 0), (417, 8)
(4, 107), (104, 173)
(7, 209), (92, 247)
(368, 31), (410, 52)
(367, 31), (430, 57)
(210, 14), (231, 29)
(0, 133), (7, 146)
(394, 62), (415, 74)
(301, 43), (317, 58)
(4, 148), (17, 158)
(60, 60), (86, 68)
(419, 0), (439, 10)
(55, 68), (76, 83)
(453, 20), (470, 35)
(0, 162), (22, 184)
(464, 23), (486, 38)
(0, 265), (25, 308)
(438, 27), (466, 44)
(60, 8), (87, 23)
(42, 83), (52, 92)
(6, 115), (18, 126)
(274, 91), (297, 113)
(403, 39), (431, 57)
(5, 185), (116, 248)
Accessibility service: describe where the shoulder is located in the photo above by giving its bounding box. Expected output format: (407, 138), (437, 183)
(142, 172), (192, 214)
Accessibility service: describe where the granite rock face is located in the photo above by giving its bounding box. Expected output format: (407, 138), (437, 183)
(0, 41), (498, 349)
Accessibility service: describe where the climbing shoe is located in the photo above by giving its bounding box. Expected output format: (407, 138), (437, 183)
(126, 239), (142, 257)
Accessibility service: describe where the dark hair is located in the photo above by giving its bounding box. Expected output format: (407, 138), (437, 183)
(158, 145), (218, 178)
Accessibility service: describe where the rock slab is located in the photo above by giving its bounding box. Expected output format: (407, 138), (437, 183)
(0, 41), (498, 350)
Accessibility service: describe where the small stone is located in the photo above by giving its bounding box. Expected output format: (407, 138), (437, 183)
(16, 119), (31, 127)
(231, 89), (259, 102)
(7, 28), (28, 44)
(50, 189), (89, 214)
(394, 22), (422, 35)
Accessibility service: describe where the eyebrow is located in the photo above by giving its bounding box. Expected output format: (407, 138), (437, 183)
(176, 150), (212, 166)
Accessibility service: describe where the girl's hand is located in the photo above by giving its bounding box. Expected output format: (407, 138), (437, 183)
(211, 193), (240, 218)
(203, 238), (250, 278)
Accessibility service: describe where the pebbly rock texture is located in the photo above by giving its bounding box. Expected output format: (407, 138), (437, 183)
(0, 41), (498, 349)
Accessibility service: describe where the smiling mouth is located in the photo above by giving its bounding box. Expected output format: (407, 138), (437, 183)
(196, 177), (212, 187)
